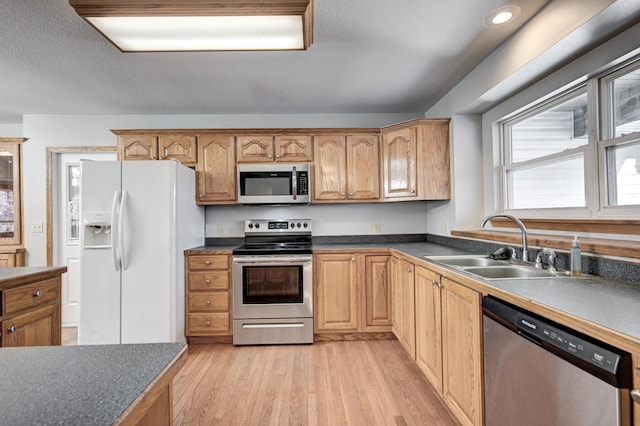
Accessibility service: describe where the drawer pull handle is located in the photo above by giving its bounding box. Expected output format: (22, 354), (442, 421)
(33, 290), (42, 298)
(632, 390), (640, 404)
(8, 325), (17, 333)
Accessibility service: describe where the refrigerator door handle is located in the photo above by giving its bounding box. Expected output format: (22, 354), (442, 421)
(111, 190), (121, 271)
(118, 189), (129, 271)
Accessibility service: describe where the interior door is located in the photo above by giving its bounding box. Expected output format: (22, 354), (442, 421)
(56, 152), (115, 328)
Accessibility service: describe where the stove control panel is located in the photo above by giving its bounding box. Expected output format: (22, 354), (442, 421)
(245, 219), (312, 234)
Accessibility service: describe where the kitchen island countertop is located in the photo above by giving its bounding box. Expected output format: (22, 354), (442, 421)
(0, 342), (187, 426)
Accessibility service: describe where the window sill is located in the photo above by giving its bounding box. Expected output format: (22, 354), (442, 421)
(451, 229), (640, 260)
(487, 218), (640, 235)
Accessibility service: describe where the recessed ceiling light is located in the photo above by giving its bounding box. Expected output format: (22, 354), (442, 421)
(68, 0), (314, 52)
(484, 5), (521, 27)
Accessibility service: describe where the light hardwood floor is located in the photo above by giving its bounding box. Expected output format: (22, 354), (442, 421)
(173, 340), (458, 426)
(62, 329), (456, 425)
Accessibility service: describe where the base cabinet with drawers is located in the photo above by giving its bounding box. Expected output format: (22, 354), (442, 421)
(184, 252), (232, 342)
(0, 268), (65, 347)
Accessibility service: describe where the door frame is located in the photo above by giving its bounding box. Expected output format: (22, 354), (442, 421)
(46, 146), (116, 265)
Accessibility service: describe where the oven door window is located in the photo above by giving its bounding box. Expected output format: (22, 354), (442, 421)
(243, 265), (304, 304)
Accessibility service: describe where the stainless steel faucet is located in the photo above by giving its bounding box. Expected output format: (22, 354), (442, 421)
(480, 214), (529, 263)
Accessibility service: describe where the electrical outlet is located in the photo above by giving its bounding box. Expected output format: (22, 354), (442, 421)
(218, 224), (226, 235)
(373, 222), (380, 233)
(32, 222), (43, 233)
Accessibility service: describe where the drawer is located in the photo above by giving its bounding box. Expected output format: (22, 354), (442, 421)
(188, 255), (229, 271)
(188, 271), (229, 291)
(188, 292), (229, 312)
(188, 313), (230, 334)
(3, 278), (59, 316)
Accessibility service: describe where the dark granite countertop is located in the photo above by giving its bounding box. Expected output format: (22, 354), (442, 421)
(0, 342), (185, 426)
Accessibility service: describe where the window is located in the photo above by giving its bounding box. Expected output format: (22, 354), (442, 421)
(499, 56), (640, 217)
(600, 63), (640, 208)
(502, 89), (588, 211)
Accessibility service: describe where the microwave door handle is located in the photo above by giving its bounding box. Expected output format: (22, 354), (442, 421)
(292, 166), (297, 200)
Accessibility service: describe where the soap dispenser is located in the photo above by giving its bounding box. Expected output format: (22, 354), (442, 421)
(570, 235), (582, 276)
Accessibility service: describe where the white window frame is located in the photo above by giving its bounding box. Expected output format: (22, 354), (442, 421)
(499, 85), (595, 218)
(496, 56), (640, 219)
(597, 59), (640, 217)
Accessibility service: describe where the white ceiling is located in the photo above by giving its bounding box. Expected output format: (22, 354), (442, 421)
(0, 0), (628, 124)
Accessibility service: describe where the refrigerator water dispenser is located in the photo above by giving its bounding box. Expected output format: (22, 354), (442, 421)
(83, 211), (112, 248)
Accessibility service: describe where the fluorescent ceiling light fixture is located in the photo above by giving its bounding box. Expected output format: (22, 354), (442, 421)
(68, 0), (313, 52)
(484, 5), (521, 26)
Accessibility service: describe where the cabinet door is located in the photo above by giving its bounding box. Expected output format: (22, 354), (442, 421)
(0, 253), (15, 267)
(398, 259), (416, 358)
(382, 127), (418, 200)
(236, 135), (274, 162)
(313, 135), (347, 201)
(314, 253), (358, 332)
(442, 278), (483, 426)
(364, 255), (391, 330)
(390, 256), (401, 336)
(347, 135), (380, 200)
(419, 122), (451, 200)
(275, 135), (312, 162)
(158, 135), (197, 166)
(1, 305), (59, 347)
(415, 266), (443, 393)
(197, 135), (236, 204)
(118, 135), (158, 160)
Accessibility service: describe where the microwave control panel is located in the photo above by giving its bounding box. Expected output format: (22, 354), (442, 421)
(297, 171), (309, 195)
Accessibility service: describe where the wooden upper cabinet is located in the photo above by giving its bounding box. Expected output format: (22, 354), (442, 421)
(117, 135), (158, 161)
(115, 132), (197, 165)
(313, 133), (380, 202)
(381, 119), (450, 201)
(197, 135), (236, 204)
(0, 138), (25, 246)
(382, 127), (417, 200)
(275, 135), (312, 162)
(237, 135), (312, 162)
(158, 135), (197, 166)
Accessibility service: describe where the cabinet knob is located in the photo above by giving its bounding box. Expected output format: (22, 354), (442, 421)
(348, 192), (354, 196)
(7, 325), (17, 333)
(205, 321), (211, 326)
(33, 290), (42, 298)
(206, 300), (211, 305)
(340, 193), (346, 197)
(632, 390), (640, 404)
(407, 268), (412, 273)
(199, 194), (203, 199)
(205, 260), (211, 265)
(205, 279), (211, 285)
(351, 257), (356, 262)
(410, 189), (416, 194)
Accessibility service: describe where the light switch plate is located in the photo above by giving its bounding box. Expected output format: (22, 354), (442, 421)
(32, 222), (44, 233)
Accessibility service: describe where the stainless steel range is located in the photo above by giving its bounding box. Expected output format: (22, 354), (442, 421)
(232, 219), (313, 345)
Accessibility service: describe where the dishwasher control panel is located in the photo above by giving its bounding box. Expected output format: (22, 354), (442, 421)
(482, 296), (632, 387)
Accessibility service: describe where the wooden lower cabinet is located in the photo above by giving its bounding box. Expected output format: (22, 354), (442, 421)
(633, 354), (640, 426)
(314, 253), (359, 332)
(184, 253), (232, 341)
(363, 255), (391, 331)
(415, 265), (443, 393)
(0, 247), (25, 267)
(314, 252), (392, 335)
(392, 257), (416, 358)
(441, 277), (483, 426)
(0, 274), (62, 347)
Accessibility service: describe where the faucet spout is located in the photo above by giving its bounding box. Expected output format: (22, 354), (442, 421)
(480, 214), (529, 263)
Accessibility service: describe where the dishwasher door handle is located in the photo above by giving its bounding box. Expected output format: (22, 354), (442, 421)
(517, 329), (543, 346)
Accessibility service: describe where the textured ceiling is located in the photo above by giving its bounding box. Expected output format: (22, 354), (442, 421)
(0, 0), (556, 122)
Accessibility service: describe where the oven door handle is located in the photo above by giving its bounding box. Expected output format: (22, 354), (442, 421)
(233, 257), (312, 265)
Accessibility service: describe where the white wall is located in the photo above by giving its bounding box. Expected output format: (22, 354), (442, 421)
(0, 123), (23, 136)
(19, 112), (418, 266)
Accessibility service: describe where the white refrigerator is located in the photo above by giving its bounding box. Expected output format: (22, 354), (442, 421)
(78, 160), (204, 345)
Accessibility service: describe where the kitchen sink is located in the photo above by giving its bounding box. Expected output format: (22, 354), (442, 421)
(426, 255), (508, 267)
(463, 265), (555, 279)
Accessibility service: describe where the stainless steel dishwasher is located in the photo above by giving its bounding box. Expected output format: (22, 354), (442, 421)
(483, 296), (633, 426)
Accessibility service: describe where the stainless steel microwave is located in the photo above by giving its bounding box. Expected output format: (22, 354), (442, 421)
(237, 163), (311, 204)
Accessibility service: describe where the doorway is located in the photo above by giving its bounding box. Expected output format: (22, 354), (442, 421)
(48, 148), (116, 330)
